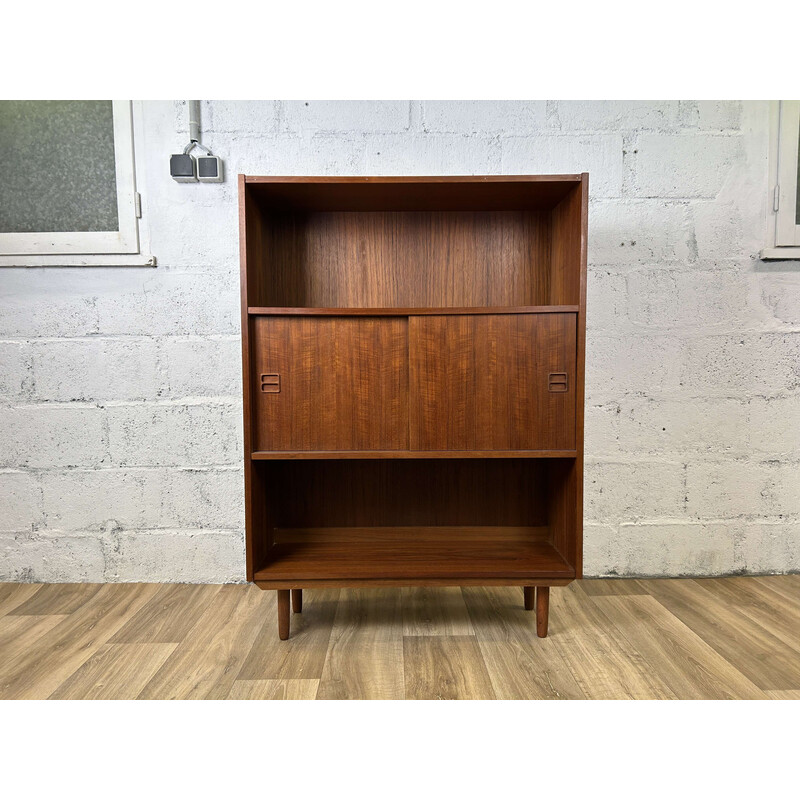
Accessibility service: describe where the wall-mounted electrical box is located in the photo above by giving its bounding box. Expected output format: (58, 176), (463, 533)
(170, 153), (197, 182)
(197, 155), (224, 183)
(171, 101), (225, 183)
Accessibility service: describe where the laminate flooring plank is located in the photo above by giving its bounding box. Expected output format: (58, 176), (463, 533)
(750, 576), (800, 605)
(0, 583), (158, 700)
(460, 586), (542, 643)
(461, 586), (586, 699)
(695, 577), (800, 656)
(401, 587), (474, 636)
(317, 588), (404, 700)
(642, 578), (800, 691)
(589, 595), (767, 699)
(227, 679), (320, 700)
(237, 589), (339, 681)
(478, 638), (585, 699)
(0, 584), (42, 616)
(110, 583), (222, 644)
(137, 585), (271, 700)
(403, 636), (495, 700)
(7, 583), (101, 616)
(578, 579), (647, 597)
(765, 690), (800, 700)
(0, 615), (68, 661)
(548, 585), (677, 699)
(49, 643), (177, 700)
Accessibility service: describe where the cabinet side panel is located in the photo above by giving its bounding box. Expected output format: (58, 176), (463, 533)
(548, 177), (588, 575)
(575, 174), (589, 577)
(548, 458), (578, 569)
(549, 185), (583, 306)
(239, 177), (265, 579)
(252, 316), (409, 451)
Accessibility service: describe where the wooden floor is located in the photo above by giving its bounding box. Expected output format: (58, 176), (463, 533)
(1, 577), (799, 699)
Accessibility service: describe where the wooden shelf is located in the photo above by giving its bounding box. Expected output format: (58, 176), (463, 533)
(253, 526), (574, 584)
(252, 449), (578, 460)
(248, 306), (579, 316)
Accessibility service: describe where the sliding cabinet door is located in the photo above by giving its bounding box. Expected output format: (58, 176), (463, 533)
(409, 313), (576, 451)
(252, 316), (409, 451)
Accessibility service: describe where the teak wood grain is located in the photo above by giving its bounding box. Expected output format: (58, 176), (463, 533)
(260, 459), (550, 529)
(238, 175), (588, 636)
(253, 526), (573, 583)
(409, 313), (576, 451)
(244, 174), (581, 213)
(252, 315), (409, 452)
(251, 449), (578, 460)
(258, 211), (553, 309)
(248, 305), (579, 316)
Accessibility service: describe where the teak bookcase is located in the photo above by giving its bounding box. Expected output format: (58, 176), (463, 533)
(238, 175), (588, 639)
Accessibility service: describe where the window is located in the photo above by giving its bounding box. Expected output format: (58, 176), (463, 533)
(762, 100), (800, 260)
(0, 100), (153, 266)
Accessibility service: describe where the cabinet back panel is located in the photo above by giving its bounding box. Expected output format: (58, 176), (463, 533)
(262, 459), (549, 529)
(259, 211), (551, 308)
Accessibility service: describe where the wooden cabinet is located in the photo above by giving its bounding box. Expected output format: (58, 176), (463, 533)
(239, 175), (588, 639)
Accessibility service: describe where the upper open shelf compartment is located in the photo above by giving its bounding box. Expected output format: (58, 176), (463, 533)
(240, 175), (587, 310)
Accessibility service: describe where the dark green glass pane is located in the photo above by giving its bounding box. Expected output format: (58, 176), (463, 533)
(0, 100), (119, 233)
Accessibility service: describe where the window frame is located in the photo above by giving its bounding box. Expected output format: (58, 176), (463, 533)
(762, 100), (800, 260)
(0, 100), (154, 267)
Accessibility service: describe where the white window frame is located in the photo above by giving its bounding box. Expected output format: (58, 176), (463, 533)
(762, 100), (800, 260)
(0, 100), (155, 267)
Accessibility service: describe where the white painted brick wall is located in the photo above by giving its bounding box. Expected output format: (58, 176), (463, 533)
(106, 403), (242, 467)
(634, 134), (745, 198)
(501, 135), (624, 196)
(589, 200), (693, 266)
(1, 406), (107, 469)
(0, 471), (44, 532)
(422, 101), (547, 134)
(556, 101), (684, 132)
(160, 337), (241, 399)
(31, 339), (161, 402)
(1, 99), (798, 582)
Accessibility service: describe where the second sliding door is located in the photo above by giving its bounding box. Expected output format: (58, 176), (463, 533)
(409, 313), (577, 451)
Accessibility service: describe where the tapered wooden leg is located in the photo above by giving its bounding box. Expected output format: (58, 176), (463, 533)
(536, 586), (550, 638)
(291, 589), (303, 614)
(277, 590), (290, 640)
(523, 586), (534, 610)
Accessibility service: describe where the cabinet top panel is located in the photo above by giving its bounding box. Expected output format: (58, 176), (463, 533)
(242, 174), (586, 212)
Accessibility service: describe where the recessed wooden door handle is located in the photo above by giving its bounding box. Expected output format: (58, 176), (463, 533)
(548, 373), (568, 392)
(260, 373), (280, 393)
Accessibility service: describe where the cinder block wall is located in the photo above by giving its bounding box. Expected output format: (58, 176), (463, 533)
(1, 100), (798, 582)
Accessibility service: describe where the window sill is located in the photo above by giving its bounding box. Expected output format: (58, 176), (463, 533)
(760, 247), (800, 261)
(0, 253), (156, 268)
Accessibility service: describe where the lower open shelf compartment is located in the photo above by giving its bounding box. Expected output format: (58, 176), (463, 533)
(253, 526), (574, 583)
(248, 458), (580, 587)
